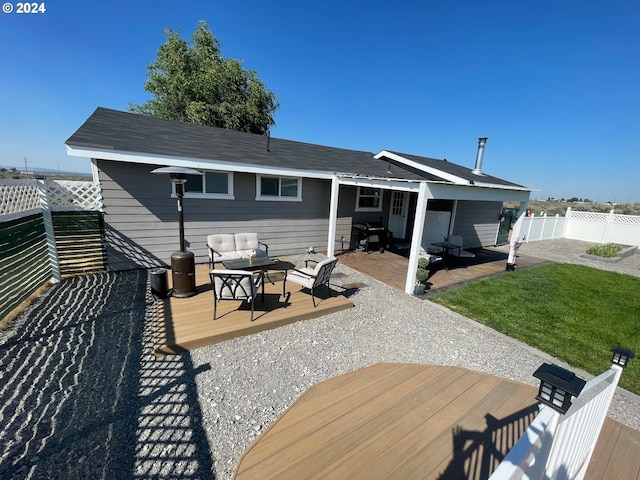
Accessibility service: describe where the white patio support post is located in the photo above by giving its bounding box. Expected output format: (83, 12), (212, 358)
(326, 175), (340, 257)
(37, 179), (61, 283)
(405, 182), (429, 294)
(507, 206), (528, 270)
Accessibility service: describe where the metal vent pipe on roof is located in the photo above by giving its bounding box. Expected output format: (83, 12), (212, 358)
(472, 137), (488, 175)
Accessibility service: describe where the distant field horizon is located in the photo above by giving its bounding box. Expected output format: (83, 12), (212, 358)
(507, 199), (640, 216)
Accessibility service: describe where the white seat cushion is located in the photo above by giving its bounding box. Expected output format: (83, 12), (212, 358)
(212, 251), (242, 262)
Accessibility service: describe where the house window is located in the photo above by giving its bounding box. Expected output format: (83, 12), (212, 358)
(256, 175), (302, 201)
(179, 171), (234, 199)
(356, 187), (383, 211)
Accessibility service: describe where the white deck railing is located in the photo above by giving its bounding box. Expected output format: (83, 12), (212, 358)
(489, 364), (623, 480)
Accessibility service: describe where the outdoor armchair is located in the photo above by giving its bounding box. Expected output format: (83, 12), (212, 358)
(287, 256), (338, 307)
(419, 248), (443, 265)
(209, 269), (265, 322)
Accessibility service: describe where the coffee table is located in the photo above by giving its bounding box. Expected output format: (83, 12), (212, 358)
(431, 240), (462, 270)
(222, 256), (276, 271)
(222, 257), (295, 297)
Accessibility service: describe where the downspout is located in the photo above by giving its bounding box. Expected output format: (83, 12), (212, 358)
(90, 158), (100, 184)
(450, 200), (458, 238)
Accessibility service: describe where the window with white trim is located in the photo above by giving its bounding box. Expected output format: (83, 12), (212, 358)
(256, 175), (302, 201)
(356, 187), (383, 211)
(178, 171), (234, 199)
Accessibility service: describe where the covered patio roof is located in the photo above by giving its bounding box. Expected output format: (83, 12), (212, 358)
(326, 172), (530, 294)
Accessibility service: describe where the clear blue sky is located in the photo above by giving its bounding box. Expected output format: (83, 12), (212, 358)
(1, 1), (638, 202)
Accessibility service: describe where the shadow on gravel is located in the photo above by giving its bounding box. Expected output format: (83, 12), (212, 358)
(0, 270), (215, 479)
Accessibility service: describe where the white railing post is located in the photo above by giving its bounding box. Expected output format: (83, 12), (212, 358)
(526, 213), (535, 242)
(551, 213), (560, 240)
(601, 209), (615, 244)
(37, 179), (61, 283)
(506, 210), (527, 270)
(562, 207), (571, 238)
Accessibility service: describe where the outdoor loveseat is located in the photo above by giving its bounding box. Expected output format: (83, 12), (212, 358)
(207, 233), (269, 267)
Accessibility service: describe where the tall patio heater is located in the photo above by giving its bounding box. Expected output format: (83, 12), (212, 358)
(151, 166), (203, 298)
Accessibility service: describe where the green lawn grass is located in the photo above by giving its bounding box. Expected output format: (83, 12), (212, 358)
(429, 263), (640, 394)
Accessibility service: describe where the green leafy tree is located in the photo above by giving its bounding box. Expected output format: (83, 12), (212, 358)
(129, 20), (279, 134)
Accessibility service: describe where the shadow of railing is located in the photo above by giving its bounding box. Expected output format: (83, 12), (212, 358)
(0, 270), (215, 479)
(437, 404), (539, 479)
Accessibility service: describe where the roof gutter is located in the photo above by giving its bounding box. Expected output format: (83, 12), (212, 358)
(66, 145), (334, 180)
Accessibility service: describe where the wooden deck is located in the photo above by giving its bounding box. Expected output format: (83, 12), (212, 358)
(337, 247), (550, 294)
(154, 264), (353, 355)
(234, 363), (640, 479)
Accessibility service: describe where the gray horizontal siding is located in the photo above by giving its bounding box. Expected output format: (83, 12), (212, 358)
(452, 200), (502, 248)
(98, 160), (350, 270)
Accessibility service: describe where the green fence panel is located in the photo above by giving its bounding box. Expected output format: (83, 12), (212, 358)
(52, 211), (106, 276)
(0, 213), (50, 321)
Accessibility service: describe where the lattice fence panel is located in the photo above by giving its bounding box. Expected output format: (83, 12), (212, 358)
(613, 214), (640, 225)
(570, 211), (609, 222)
(0, 179), (40, 217)
(47, 180), (103, 211)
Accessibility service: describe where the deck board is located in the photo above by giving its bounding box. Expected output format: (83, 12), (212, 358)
(154, 263), (353, 355)
(234, 364), (538, 480)
(336, 248), (549, 293)
(234, 363), (640, 480)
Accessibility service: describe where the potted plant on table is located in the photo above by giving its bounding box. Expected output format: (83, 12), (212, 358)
(414, 257), (430, 296)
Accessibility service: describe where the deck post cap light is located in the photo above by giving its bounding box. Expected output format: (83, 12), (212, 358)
(611, 346), (635, 368)
(533, 363), (586, 415)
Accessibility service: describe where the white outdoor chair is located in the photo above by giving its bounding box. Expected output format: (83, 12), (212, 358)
(210, 269), (265, 322)
(419, 248), (443, 265)
(448, 234), (476, 258)
(287, 256), (338, 307)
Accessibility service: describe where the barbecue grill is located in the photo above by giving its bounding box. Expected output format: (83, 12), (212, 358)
(351, 222), (388, 253)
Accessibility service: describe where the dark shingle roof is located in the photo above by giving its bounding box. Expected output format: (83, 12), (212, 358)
(67, 108), (525, 188)
(384, 151), (526, 189)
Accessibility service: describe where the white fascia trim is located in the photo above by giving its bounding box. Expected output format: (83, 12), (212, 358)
(467, 181), (531, 192)
(336, 175), (423, 192)
(374, 150), (469, 185)
(66, 145), (334, 180)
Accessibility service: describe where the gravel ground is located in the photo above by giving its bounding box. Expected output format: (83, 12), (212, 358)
(1, 239), (638, 479)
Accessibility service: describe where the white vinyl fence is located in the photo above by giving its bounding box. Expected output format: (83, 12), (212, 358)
(514, 207), (640, 247)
